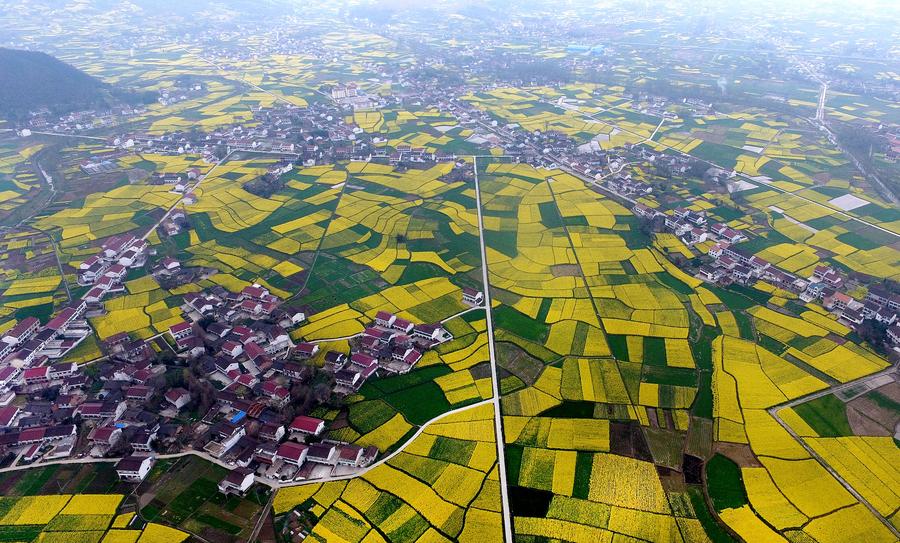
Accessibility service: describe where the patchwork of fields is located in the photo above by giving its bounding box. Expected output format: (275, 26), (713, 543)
(0, 4), (898, 543)
(271, 159), (899, 543)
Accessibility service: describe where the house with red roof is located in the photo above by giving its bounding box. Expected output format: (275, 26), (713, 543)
(45, 307), (77, 333)
(1, 317), (40, 347)
(218, 468), (255, 495)
(289, 415), (325, 437)
(244, 342), (267, 362)
(260, 381), (290, 407)
(403, 349), (422, 368)
(375, 311), (396, 327)
(241, 285), (268, 301)
(275, 442), (308, 466)
(240, 299), (263, 316)
(0, 406), (19, 428)
(116, 455), (154, 482)
(160, 257), (181, 272)
(79, 255), (101, 270)
(22, 366), (50, 385)
(350, 353), (377, 370)
(125, 386), (153, 402)
(104, 263), (127, 280)
(84, 287), (106, 304)
(221, 340), (243, 357)
(169, 321), (193, 342)
(165, 388), (191, 410)
(235, 373), (258, 388)
(337, 444), (363, 466)
(391, 318), (414, 333)
(294, 342), (319, 359)
(708, 242), (730, 259)
(0, 366), (20, 392)
(89, 425), (122, 447)
(306, 443), (337, 465)
(462, 288), (484, 305)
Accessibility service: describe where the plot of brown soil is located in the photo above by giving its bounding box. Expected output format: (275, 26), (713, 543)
(610, 421), (653, 462)
(647, 407), (660, 428)
(712, 442), (762, 468)
(257, 511), (277, 543)
(875, 381), (900, 402)
(846, 407), (891, 436)
(551, 264), (580, 277)
(496, 341), (544, 385)
(61, 171), (129, 202)
(694, 129), (726, 144)
(846, 382), (900, 436)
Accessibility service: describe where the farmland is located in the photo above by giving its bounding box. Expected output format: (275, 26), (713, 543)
(135, 456), (272, 543)
(0, 1), (899, 543)
(273, 402), (502, 542)
(0, 457), (270, 543)
(0, 491), (189, 543)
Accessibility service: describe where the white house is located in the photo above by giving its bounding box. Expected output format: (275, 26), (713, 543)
(116, 455), (154, 482)
(164, 388), (191, 410)
(462, 288), (484, 305)
(218, 468), (255, 495)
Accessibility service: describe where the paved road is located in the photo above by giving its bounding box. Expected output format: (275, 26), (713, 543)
(768, 365), (900, 539)
(816, 82), (827, 122)
(473, 118), (638, 206)
(47, 235), (72, 302)
(248, 488), (276, 542)
(781, 54), (896, 205)
(0, 449), (232, 475)
(472, 157), (514, 543)
(0, 456), (118, 474)
(305, 305), (481, 345)
(0, 149), (59, 233)
(467, 127), (900, 539)
(201, 58), (306, 109)
(284, 180), (351, 303)
(273, 399), (495, 489)
(645, 117), (666, 144)
(611, 40), (891, 62)
(771, 365), (897, 411)
(26, 131), (109, 142)
(139, 151), (234, 243)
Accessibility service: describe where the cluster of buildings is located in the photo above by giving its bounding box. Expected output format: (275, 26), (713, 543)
(634, 203), (748, 251)
(0, 328), (167, 466)
(0, 230), (471, 479)
(703, 242), (779, 285)
(330, 83), (378, 110)
(21, 105), (146, 134)
(207, 412), (378, 486)
(605, 173), (654, 197)
(182, 283), (304, 326)
(316, 304), (461, 395)
(191, 319), (298, 389)
(0, 311), (378, 485)
(104, 99), (389, 167)
(701, 238), (900, 339)
(78, 234), (149, 306)
(0, 301), (92, 372)
(149, 169), (203, 194)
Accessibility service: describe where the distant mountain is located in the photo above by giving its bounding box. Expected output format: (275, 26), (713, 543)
(0, 48), (111, 120)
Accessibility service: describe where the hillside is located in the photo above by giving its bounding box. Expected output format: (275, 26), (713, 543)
(0, 48), (110, 119)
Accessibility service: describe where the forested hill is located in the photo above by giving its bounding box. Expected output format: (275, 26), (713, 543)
(0, 48), (110, 120)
